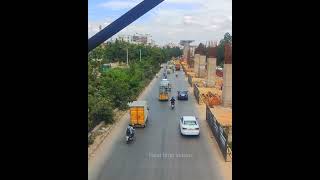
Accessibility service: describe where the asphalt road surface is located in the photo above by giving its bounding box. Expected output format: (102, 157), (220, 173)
(90, 67), (229, 180)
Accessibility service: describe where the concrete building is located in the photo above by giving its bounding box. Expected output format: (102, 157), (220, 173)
(117, 34), (132, 43)
(116, 33), (155, 46)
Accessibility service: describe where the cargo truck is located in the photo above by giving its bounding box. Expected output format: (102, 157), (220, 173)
(128, 101), (149, 127)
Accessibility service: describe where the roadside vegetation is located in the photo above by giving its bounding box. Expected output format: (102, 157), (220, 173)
(88, 40), (182, 133)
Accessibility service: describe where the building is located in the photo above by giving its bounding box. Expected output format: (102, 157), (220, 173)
(165, 43), (179, 48)
(132, 35), (147, 44)
(117, 35), (132, 43)
(116, 33), (155, 46)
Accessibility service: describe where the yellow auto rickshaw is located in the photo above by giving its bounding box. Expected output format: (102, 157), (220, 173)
(159, 86), (169, 101)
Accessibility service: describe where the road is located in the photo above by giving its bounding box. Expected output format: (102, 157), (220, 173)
(89, 67), (231, 180)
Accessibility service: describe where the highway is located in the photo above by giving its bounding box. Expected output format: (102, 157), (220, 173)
(88, 67), (231, 180)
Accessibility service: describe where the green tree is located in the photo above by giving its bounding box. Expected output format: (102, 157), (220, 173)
(88, 40), (183, 132)
(88, 95), (114, 132)
(217, 32), (232, 66)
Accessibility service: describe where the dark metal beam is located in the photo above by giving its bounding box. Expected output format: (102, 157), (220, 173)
(88, 0), (164, 52)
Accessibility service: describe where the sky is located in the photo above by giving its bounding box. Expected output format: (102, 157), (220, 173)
(88, 0), (232, 46)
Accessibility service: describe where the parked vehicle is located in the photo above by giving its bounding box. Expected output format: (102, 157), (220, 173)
(177, 90), (188, 100)
(179, 116), (200, 136)
(128, 101), (149, 128)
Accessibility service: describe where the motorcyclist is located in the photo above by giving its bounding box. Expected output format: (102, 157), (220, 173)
(170, 96), (176, 106)
(126, 124), (135, 138)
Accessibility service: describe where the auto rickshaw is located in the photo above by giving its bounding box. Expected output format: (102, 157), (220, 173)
(159, 86), (169, 101)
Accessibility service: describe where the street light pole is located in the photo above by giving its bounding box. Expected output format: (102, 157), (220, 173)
(127, 48), (129, 66)
(198, 56), (200, 77)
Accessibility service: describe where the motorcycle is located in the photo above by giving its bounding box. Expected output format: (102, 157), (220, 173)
(126, 135), (134, 144)
(171, 102), (175, 109)
(126, 129), (135, 144)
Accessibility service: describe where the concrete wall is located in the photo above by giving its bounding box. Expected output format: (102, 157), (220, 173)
(222, 64), (232, 107)
(207, 57), (217, 87)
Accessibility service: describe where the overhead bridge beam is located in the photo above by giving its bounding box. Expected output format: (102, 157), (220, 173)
(88, 0), (164, 52)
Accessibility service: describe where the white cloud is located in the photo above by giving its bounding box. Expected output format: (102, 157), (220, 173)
(99, 1), (141, 10)
(88, 19), (112, 38)
(90, 0), (231, 46)
(165, 0), (198, 4)
(183, 16), (199, 25)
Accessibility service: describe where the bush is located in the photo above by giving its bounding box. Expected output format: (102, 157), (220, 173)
(88, 134), (94, 146)
(88, 96), (114, 132)
(101, 69), (132, 110)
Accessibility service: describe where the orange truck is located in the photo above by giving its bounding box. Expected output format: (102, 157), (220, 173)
(128, 101), (149, 127)
(175, 63), (181, 70)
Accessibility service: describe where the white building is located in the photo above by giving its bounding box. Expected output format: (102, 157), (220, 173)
(115, 33), (156, 46)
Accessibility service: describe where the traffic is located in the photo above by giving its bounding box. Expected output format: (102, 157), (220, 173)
(125, 59), (200, 143)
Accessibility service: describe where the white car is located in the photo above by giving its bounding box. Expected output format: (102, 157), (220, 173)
(179, 116), (200, 136)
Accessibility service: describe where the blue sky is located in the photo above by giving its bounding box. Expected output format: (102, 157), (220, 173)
(88, 0), (232, 46)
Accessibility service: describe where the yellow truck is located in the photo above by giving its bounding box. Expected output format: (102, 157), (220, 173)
(128, 101), (149, 127)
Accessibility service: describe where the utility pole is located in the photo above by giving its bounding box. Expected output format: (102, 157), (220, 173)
(126, 48), (129, 66)
(198, 56), (200, 78)
(140, 49), (141, 62)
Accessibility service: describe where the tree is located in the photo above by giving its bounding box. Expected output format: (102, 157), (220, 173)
(224, 32), (232, 43)
(88, 40), (183, 131)
(88, 95), (114, 132)
(217, 32), (232, 66)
